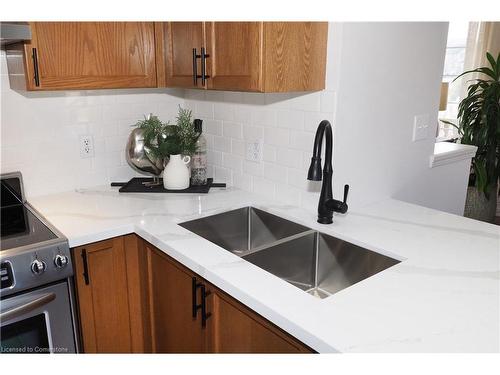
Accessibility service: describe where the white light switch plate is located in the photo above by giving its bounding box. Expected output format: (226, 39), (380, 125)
(412, 114), (430, 142)
(246, 139), (262, 162)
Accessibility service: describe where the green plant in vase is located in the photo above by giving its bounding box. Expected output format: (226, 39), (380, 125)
(445, 52), (500, 222)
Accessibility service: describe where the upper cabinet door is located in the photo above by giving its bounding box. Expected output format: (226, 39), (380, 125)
(158, 22), (204, 89)
(26, 22), (157, 90)
(205, 22), (263, 92)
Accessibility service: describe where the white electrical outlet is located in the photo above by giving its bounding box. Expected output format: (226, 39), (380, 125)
(412, 114), (430, 142)
(79, 135), (94, 158)
(246, 139), (262, 162)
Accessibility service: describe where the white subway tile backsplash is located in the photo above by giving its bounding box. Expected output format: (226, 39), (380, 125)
(263, 162), (286, 183)
(213, 136), (232, 153)
(290, 130), (315, 152)
(214, 103), (235, 121)
(252, 177), (276, 198)
(243, 125), (264, 141)
(243, 160), (264, 177)
(264, 127), (290, 147)
(207, 150), (222, 166)
(277, 110), (304, 130)
(204, 119), (223, 136)
(233, 171), (253, 190)
(222, 121), (243, 139)
(214, 166), (232, 184)
(251, 108), (277, 127)
(222, 153), (243, 172)
(231, 139), (245, 157)
(275, 147), (303, 168)
(262, 144), (276, 162)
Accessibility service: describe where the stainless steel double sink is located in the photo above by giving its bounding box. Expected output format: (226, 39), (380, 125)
(180, 207), (400, 299)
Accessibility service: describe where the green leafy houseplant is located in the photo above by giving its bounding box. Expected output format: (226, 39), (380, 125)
(449, 52), (500, 200)
(135, 107), (200, 161)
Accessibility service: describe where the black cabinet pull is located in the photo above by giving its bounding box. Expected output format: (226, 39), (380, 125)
(200, 284), (212, 328)
(200, 47), (210, 86)
(192, 277), (203, 318)
(192, 48), (198, 86)
(81, 249), (90, 285)
(32, 48), (40, 87)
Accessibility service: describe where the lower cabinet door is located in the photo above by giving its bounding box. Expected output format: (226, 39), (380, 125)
(205, 286), (312, 353)
(73, 237), (133, 353)
(146, 245), (205, 353)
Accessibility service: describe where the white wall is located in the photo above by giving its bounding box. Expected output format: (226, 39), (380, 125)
(1, 22), (469, 215)
(0, 49), (185, 197)
(332, 22), (450, 209)
(185, 22), (459, 213)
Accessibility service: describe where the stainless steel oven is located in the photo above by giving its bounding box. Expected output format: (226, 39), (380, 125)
(1, 281), (76, 353)
(0, 172), (78, 353)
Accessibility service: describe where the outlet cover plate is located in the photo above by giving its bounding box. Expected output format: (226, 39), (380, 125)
(246, 139), (262, 162)
(79, 135), (94, 158)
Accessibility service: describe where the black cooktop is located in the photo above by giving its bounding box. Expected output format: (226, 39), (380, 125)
(0, 179), (56, 251)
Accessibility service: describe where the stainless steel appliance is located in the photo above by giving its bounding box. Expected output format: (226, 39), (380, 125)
(0, 172), (78, 353)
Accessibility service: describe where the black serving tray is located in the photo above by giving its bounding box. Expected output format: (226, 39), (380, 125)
(116, 178), (224, 193)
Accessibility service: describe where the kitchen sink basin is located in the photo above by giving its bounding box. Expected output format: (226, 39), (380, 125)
(180, 207), (400, 299)
(243, 231), (400, 299)
(179, 206), (310, 254)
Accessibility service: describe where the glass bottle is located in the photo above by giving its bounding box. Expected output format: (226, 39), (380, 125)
(191, 119), (207, 185)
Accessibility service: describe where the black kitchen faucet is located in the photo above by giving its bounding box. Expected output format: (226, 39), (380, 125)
(307, 120), (349, 224)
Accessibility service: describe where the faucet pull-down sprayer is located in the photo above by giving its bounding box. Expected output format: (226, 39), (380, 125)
(307, 120), (349, 224)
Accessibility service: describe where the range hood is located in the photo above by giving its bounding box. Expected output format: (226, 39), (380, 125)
(0, 22), (31, 46)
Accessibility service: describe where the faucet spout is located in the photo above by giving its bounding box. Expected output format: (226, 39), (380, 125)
(307, 120), (349, 224)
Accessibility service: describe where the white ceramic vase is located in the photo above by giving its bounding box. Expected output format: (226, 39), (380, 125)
(163, 154), (191, 190)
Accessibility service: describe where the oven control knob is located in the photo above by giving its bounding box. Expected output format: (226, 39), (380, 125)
(54, 254), (69, 269)
(31, 259), (46, 275)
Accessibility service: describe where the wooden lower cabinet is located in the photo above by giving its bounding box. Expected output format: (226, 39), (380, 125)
(72, 234), (312, 353)
(205, 285), (311, 353)
(146, 242), (204, 352)
(72, 235), (150, 353)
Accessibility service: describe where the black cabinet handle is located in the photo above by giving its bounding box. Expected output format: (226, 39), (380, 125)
(192, 277), (203, 318)
(81, 249), (90, 285)
(200, 284), (212, 328)
(32, 48), (40, 87)
(192, 48), (198, 86)
(200, 47), (210, 86)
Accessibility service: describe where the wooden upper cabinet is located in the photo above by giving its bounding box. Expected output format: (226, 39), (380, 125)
(205, 22), (263, 92)
(156, 22), (204, 89)
(263, 22), (328, 92)
(19, 22), (157, 90)
(161, 21), (327, 92)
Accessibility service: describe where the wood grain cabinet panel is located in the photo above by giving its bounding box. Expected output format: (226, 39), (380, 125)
(162, 21), (327, 92)
(156, 22), (204, 89)
(72, 235), (149, 353)
(145, 243), (312, 353)
(146, 243), (205, 353)
(19, 22), (157, 90)
(205, 285), (312, 353)
(205, 22), (263, 92)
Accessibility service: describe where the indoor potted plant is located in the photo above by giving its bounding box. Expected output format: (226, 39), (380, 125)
(137, 107), (199, 190)
(449, 52), (500, 222)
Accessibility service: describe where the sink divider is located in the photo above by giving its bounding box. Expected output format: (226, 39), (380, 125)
(240, 229), (318, 259)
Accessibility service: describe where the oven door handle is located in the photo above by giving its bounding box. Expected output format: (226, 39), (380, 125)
(0, 292), (56, 321)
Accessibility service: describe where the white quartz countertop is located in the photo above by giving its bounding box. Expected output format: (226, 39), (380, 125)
(29, 186), (499, 353)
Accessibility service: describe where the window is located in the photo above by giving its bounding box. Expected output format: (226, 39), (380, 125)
(438, 22), (469, 139)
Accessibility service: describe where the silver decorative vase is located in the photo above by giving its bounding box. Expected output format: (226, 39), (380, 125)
(126, 128), (164, 185)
